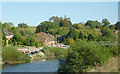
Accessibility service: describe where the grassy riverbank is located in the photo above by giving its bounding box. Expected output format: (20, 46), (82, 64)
(88, 55), (119, 72)
(31, 47), (68, 59)
(2, 46), (30, 64)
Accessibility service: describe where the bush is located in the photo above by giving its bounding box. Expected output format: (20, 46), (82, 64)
(35, 41), (43, 47)
(109, 46), (118, 57)
(43, 47), (67, 58)
(58, 40), (102, 73)
(58, 40), (117, 73)
(2, 46), (30, 63)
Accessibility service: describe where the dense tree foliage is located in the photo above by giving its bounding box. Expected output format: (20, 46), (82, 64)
(2, 22), (14, 28)
(115, 22), (120, 30)
(109, 25), (115, 30)
(18, 23), (28, 28)
(57, 28), (69, 35)
(67, 27), (78, 40)
(78, 31), (84, 40)
(36, 21), (60, 35)
(2, 28), (6, 46)
(25, 37), (36, 46)
(58, 40), (101, 72)
(87, 34), (95, 41)
(43, 47), (67, 58)
(99, 28), (118, 41)
(85, 20), (102, 29)
(102, 18), (110, 27)
(35, 41), (43, 47)
(58, 40), (118, 73)
(49, 16), (72, 27)
(73, 23), (83, 29)
(49, 16), (62, 25)
(64, 37), (75, 45)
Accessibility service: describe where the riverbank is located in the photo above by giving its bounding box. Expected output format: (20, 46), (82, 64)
(2, 58), (59, 72)
(88, 55), (119, 72)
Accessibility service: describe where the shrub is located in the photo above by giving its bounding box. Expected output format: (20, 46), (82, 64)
(58, 40), (116, 73)
(58, 40), (102, 73)
(43, 47), (67, 58)
(2, 46), (30, 63)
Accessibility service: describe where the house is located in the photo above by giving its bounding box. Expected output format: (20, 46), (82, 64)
(35, 32), (55, 47)
(4, 28), (14, 44)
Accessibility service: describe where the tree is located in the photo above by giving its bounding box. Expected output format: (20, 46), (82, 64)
(59, 16), (72, 27)
(57, 28), (69, 35)
(25, 37), (36, 46)
(78, 31), (84, 40)
(67, 27), (78, 40)
(102, 18), (110, 27)
(2, 23), (10, 28)
(49, 16), (62, 25)
(2, 22), (14, 29)
(12, 39), (17, 46)
(58, 40), (101, 73)
(8, 22), (14, 27)
(49, 16), (72, 27)
(87, 34), (95, 41)
(109, 25), (115, 30)
(35, 21), (60, 35)
(73, 23), (83, 29)
(20, 31), (26, 36)
(115, 22), (120, 30)
(85, 20), (101, 29)
(64, 38), (75, 45)
(2, 46), (30, 63)
(18, 23), (28, 28)
(2, 28), (6, 46)
(11, 33), (26, 45)
(100, 28), (118, 41)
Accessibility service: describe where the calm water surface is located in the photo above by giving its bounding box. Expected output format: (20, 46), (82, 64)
(2, 59), (59, 72)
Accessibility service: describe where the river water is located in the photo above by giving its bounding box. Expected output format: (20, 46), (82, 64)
(2, 59), (59, 72)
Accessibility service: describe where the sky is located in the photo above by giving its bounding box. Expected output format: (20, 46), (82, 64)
(2, 2), (118, 26)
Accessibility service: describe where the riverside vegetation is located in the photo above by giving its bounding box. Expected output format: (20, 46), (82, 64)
(0, 16), (119, 72)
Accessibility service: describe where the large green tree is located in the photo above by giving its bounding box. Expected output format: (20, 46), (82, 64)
(49, 16), (72, 27)
(87, 34), (95, 41)
(58, 40), (102, 73)
(109, 25), (115, 30)
(18, 23), (28, 28)
(36, 21), (60, 35)
(67, 27), (78, 40)
(97, 28), (118, 41)
(49, 16), (62, 25)
(73, 23), (83, 29)
(85, 20), (101, 29)
(115, 22), (120, 30)
(78, 31), (84, 40)
(2, 28), (6, 46)
(102, 18), (110, 27)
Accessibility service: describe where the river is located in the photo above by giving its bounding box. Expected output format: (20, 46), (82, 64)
(2, 58), (59, 72)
